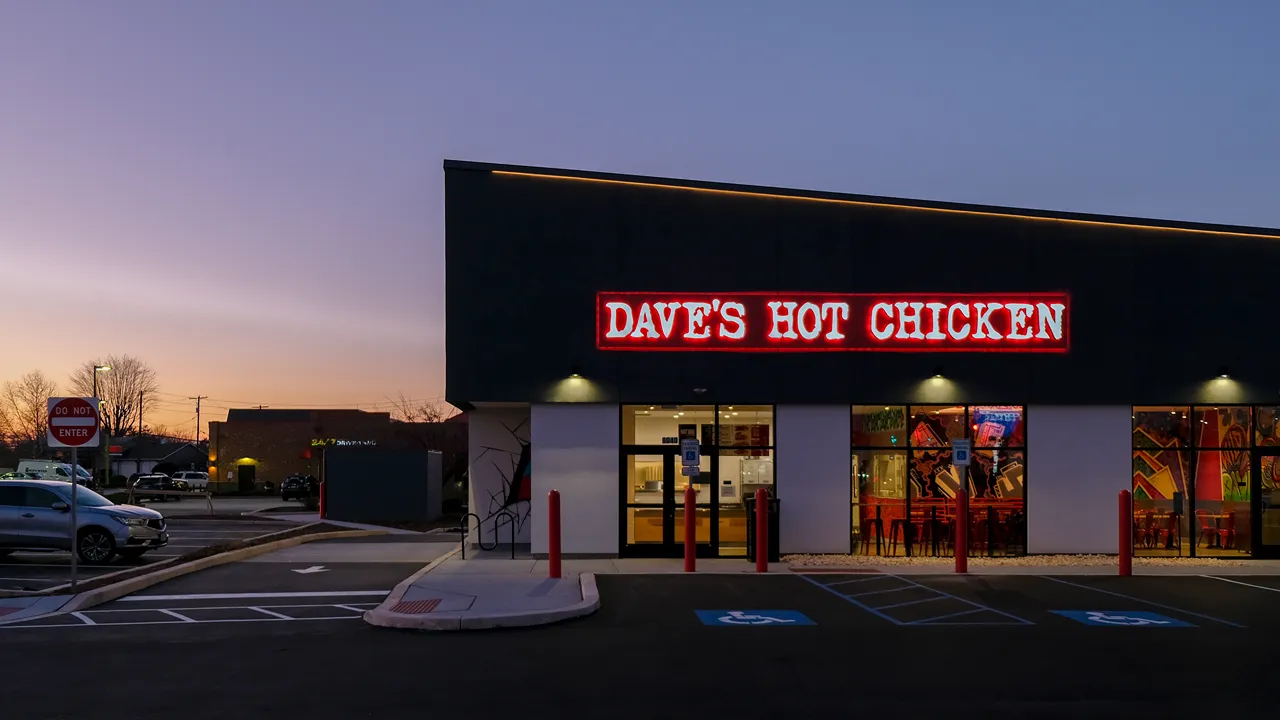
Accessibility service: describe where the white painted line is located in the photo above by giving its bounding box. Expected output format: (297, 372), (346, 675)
(70, 612), (96, 625)
(0, 576), (74, 583)
(826, 576), (892, 587)
(332, 604), (367, 613)
(157, 609), (196, 622)
(1, 616), (364, 629)
(1202, 575), (1280, 593)
(120, 590), (390, 601)
(88, 602), (383, 614)
(249, 607), (294, 620)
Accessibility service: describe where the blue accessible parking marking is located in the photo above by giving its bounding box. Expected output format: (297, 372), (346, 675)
(696, 610), (815, 626)
(1052, 610), (1194, 628)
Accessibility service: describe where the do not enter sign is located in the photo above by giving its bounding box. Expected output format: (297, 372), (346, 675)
(47, 397), (101, 448)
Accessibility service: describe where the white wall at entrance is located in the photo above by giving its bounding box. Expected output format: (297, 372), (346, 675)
(467, 406), (532, 546)
(776, 405), (852, 554)
(530, 404), (619, 555)
(1026, 405), (1130, 554)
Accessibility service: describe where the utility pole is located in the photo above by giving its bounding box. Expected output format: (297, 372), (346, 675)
(189, 396), (208, 443)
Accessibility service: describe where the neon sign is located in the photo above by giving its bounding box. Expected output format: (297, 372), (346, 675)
(597, 292), (1069, 352)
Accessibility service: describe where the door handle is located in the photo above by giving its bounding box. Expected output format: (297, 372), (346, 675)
(21, 513), (34, 518)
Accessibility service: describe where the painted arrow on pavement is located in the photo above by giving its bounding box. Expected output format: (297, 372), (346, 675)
(292, 566), (329, 575)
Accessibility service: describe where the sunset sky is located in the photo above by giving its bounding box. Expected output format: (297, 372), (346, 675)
(2, 1), (1277, 435)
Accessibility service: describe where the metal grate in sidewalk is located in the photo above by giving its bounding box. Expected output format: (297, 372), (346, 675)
(391, 598), (441, 614)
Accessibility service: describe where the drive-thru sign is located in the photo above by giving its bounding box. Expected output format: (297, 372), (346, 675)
(47, 397), (101, 448)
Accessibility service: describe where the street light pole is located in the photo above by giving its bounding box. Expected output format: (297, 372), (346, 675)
(93, 365), (111, 485)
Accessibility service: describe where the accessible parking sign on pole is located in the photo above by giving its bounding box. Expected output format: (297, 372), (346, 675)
(47, 397), (100, 591)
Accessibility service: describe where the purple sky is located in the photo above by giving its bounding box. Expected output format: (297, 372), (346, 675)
(2, 1), (1276, 432)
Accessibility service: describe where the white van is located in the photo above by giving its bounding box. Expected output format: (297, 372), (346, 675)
(17, 459), (93, 484)
(172, 471), (209, 489)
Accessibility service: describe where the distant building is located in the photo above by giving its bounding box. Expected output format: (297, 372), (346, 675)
(208, 408), (465, 494)
(107, 435), (208, 478)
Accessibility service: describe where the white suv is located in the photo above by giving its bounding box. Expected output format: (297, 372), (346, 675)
(171, 471), (209, 490)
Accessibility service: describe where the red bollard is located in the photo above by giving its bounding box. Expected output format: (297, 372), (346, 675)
(955, 488), (968, 574)
(548, 490), (562, 579)
(755, 488), (768, 573)
(1119, 489), (1132, 577)
(684, 484), (696, 572)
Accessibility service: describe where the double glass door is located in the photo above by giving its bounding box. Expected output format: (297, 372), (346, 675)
(1253, 450), (1280, 558)
(621, 446), (715, 557)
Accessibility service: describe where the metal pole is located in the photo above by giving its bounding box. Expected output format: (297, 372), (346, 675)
(683, 484), (696, 572)
(755, 488), (768, 573)
(548, 490), (562, 578)
(70, 447), (78, 590)
(1119, 490), (1133, 577)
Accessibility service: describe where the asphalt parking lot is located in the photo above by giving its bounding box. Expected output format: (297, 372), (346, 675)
(584, 571), (1280, 630)
(0, 537), (437, 631)
(4, 570), (1280, 718)
(0, 518), (298, 592)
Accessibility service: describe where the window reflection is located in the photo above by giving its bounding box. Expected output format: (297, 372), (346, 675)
(909, 406), (965, 446)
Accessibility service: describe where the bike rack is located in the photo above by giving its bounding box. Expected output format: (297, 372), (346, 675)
(459, 508), (518, 559)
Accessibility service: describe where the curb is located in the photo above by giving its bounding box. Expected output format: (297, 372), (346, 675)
(0, 525), (387, 625)
(364, 570), (599, 632)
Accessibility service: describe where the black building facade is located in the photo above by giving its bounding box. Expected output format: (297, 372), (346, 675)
(446, 160), (1280, 560)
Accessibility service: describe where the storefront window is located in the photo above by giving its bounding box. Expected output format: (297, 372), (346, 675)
(1132, 406), (1253, 558)
(909, 406), (966, 447)
(851, 406), (907, 447)
(1133, 406), (1190, 449)
(621, 404), (772, 558)
(622, 405), (715, 446)
(852, 405), (1025, 557)
(1255, 407), (1280, 447)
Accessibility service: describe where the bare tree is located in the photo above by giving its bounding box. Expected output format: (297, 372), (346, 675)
(68, 355), (160, 438)
(0, 370), (60, 452)
(387, 393), (458, 423)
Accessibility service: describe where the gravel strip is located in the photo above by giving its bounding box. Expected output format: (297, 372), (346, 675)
(783, 553), (1251, 567)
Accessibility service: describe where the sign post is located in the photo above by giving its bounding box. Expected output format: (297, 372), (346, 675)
(951, 439), (972, 574)
(47, 397), (101, 590)
(680, 439), (700, 572)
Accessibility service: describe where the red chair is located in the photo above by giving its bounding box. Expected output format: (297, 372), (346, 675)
(1133, 512), (1154, 549)
(1151, 513), (1180, 551)
(1196, 510), (1234, 549)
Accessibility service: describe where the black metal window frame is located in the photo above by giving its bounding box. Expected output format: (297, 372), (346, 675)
(1131, 404), (1265, 559)
(850, 404), (1029, 557)
(618, 404), (777, 557)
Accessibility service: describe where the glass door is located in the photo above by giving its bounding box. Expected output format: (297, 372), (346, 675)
(1253, 450), (1280, 558)
(621, 446), (714, 557)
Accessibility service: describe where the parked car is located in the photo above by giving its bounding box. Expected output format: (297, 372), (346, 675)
(0, 479), (167, 563)
(280, 474), (318, 502)
(131, 474), (185, 501)
(0, 472), (40, 480)
(16, 460), (95, 487)
(171, 471), (209, 490)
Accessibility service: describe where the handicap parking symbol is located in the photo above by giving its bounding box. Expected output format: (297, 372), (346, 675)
(696, 610), (815, 626)
(1052, 610), (1194, 628)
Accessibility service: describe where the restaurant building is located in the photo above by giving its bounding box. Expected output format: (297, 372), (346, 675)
(445, 160), (1280, 559)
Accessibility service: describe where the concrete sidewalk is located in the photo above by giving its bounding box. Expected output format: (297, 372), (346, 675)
(362, 552), (793, 631)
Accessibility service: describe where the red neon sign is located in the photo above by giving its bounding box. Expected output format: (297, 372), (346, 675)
(596, 292), (1070, 353)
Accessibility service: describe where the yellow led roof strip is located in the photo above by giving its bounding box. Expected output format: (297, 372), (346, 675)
(493, 170), (1280, 241)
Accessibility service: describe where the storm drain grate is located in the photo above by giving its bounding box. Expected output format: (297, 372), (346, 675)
(391, 598), (442, 614)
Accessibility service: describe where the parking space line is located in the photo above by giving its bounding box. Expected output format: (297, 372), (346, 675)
(2, 616), (364, 629)
(157, 609), (196, 622)
(849, 586), (913, 599)
(1202, 576), (1280, 594)
(798, 573), (906, 625)
(905, 608), (983, 625)
(249, 607), (294, 620)
(893, 576), (1034, 625)
(875, 596), (945, 611)
(70, 612), (96, 625)
(121, 590), (389, 601)
(826, 576), (893, 587)
(1037, 576), (1245, 628)
(333, 605), (369, 613)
